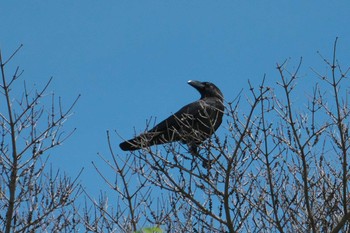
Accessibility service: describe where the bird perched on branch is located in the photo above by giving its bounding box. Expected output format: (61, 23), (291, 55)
(119, 80), (224, 166)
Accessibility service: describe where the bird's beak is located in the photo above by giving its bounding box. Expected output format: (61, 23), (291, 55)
(188, 80), (204, 91)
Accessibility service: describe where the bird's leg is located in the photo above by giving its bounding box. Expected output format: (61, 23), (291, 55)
(188, 144), (212, 169)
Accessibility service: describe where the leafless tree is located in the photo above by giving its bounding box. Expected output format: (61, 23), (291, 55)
(0, 45), (81, 233)
(88, 39), (350, 233)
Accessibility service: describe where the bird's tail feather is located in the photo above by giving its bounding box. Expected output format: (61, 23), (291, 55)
(119, 132), (166, 151)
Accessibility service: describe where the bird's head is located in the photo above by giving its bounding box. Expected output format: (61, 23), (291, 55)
(188, 80), (223, 101)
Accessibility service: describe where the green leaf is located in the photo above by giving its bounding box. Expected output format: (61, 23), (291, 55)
(134, 226), (163, 233)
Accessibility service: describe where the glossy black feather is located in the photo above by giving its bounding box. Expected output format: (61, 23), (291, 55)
(119, 80), (224, 153)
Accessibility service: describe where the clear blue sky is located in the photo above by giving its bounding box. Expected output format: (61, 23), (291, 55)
(1, 1), (349, 197)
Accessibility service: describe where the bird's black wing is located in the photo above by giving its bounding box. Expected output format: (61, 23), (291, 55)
(144, 100), (206, 143)
(148, 100), (202, 133)
(119, 97), (223, 151)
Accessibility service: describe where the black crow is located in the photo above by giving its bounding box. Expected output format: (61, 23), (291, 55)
(119, 80), (224, 164)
